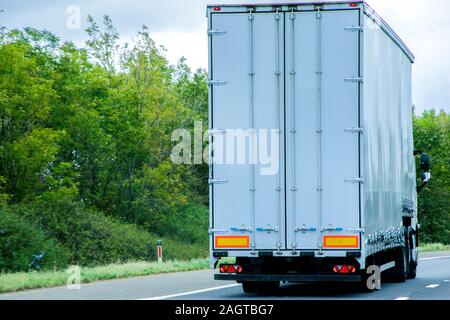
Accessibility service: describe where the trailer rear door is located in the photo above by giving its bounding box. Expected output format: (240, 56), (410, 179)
(210, 12), (285, 251)
(210, 8), (361, 253)
(285, 9), (361, 251)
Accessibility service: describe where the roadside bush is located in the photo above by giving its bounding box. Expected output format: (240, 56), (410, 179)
(414, 111), (450, 244)
(0, 203), (70, 272)
(158, 203), (209, 245)
(16, 191), (207, 266)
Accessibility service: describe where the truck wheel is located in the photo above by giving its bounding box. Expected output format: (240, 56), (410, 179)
(407, 260), (417, 279)
(407, 230), (417, 279)
(242, 281), (280, 294)
(258, 281), (280, 294)
(242, 281), (258, 293)
(391, 247), (407, 283)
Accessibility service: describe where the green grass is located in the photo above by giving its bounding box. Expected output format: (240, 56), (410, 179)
(0, 258), (209, 294)
(418, 243), (450, 253)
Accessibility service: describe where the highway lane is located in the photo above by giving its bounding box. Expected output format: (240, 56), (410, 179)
(0, 251), (449, 300)
(175, 253), (450, 300)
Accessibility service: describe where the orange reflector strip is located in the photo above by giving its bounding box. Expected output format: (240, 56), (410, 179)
(323, 235), (359, 249)
(215, 236), (250, 249)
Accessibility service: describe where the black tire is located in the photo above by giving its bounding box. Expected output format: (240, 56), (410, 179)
(407, 261), (417, 279)
(407, 229), (418, 279)
(391, 246), (407, 283)
(242, 281), (258, 293)
(242, 281), (280, 294)
(258, 281), (280, 293)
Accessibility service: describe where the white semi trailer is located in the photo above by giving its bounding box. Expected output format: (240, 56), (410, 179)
(207, 1), (430, 292)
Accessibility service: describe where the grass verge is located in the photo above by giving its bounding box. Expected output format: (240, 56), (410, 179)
(0, 258), (209, 294)
(418, 243), (450, 253)
(2, 243), (449, 294)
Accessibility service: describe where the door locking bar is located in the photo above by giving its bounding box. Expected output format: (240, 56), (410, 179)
(230, 225), (253, 233)
(209, 129), (227, 135)
(344, 77), (363, 83)
(208, 229), (229, 234)
(256, 225), (278, 233)
(320, 226), (365, 233)
(209, 179), (228, 185)
(344, 127), (364, 134)
(207, 29), (227, 36)
(295, 225), (317, 233)
(321, 225), (344, 232)
(208, 80), (227, 86)
(344, 26), (363, 32)
(344, 178), (364, 184)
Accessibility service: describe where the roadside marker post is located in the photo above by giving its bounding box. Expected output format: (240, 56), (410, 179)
(157, 240), (163, 263)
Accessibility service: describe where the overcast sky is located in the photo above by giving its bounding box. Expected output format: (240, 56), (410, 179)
(0, 0), (449, 113)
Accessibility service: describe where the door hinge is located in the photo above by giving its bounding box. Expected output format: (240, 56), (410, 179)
(344, 178), (364, 184)
(209, 179), (228, 185)
(207, 29), (227, 36)
(344, 127), (364, 134)
(344, 26), (363, 32)
(344, 77), (363, 83)
(208, 80), (227, 86)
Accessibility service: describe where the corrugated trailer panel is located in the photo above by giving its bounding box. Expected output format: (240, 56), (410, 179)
(362, 13), (416, 256)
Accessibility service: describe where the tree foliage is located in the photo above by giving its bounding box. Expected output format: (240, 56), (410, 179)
(0, 18), (209, 271)
(413, 110), (450, 244)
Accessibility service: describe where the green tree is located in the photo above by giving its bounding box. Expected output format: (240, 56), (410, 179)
(0, 20), (210, 272)
(414, 110), (450, 244)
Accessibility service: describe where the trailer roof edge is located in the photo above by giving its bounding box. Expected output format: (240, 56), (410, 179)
(208, 0), (364, 7)
(363, 2), (415, 63)
(207, 1), (415, 63)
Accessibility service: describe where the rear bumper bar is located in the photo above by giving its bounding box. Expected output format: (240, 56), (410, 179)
(215, 274), (361, 282)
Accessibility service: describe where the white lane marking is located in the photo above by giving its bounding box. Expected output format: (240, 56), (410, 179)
(420, 255), (450, 261)
(426, 284), (440, 289)
(395, 297), (410, 301)
(380, 261), (395, 272)
(139, 284), (240, 300)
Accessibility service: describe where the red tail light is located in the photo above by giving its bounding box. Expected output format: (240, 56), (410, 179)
(220, 265), (228, 273)
(348, 265), (356, 273)
(349, 3), (358, 7)
(333, 265), (357, 274)
(219, 264), (243, 273)
(340, 265), (350, 274)
(226, 265), (236, 273)
(213, 6), (221, 11)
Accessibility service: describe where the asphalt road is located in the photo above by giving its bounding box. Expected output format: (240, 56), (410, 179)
(1, 251), (449, 300)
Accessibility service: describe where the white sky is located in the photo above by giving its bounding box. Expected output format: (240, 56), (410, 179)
(0, 0), (449, 113)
